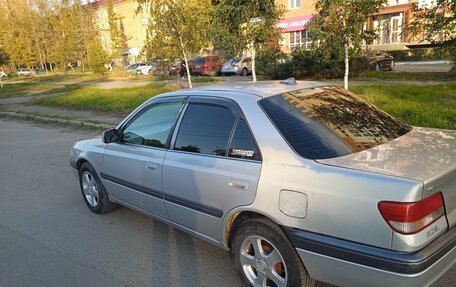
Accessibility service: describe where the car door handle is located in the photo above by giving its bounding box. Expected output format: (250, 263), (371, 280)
(146, 164), (159, 171)
(229, 180), (248, 190)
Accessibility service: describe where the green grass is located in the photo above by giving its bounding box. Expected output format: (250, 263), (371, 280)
(354, 71), (456, 82)
(34, 83), (180, 112)
(351, 84), (456, 130)
(0, 82), (60, 98)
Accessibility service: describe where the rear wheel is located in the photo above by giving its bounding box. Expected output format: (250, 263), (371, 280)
(241, 67), (249, 76)
(79, 162), (117, 214)
(231, 218), (315, 287)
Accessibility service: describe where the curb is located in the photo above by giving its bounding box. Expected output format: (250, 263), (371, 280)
(0, 111), (114, 130)
(395, 61), (452, 65)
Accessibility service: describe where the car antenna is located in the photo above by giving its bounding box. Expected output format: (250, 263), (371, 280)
(280, 77), (297, 85)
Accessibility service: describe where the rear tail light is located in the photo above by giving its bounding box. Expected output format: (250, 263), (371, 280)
(378, 192), (445, 235)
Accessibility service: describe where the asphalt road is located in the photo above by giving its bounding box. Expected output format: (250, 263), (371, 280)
(0, 119), (454, 287)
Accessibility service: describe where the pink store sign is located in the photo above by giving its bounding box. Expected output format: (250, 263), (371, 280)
(277, 15), (315, 32)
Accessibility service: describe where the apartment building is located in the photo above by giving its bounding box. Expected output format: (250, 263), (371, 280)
(276, 0), (316, 53)
(276, 0), (437, 53)
(87, 0), (149, 64)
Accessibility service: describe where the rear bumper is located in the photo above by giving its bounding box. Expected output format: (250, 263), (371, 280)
(284, 227), (456, 287)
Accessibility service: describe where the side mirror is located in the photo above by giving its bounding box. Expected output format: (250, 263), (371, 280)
(102, 128), (119, 143)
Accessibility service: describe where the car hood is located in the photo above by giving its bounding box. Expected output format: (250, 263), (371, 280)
(318, 127), (456, 182)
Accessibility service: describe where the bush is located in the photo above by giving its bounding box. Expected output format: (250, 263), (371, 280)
(255, 47), (289, 79)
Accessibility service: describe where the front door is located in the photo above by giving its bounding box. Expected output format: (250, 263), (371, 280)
(102, 98), (184, 219)
(162, 98), (262, 242)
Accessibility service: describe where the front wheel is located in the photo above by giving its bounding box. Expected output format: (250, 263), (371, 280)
(389, 60), (395, 71)
(79, 162), (117, 214)
(231, 218), (315, 287)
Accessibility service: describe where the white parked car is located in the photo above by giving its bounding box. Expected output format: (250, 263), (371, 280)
(16, 68), (32, 76)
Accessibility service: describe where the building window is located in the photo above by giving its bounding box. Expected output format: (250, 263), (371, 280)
(289, 0), (301, 9)
(418, 0), (436, 9)
(373, 13), (403, 45)
(289, 30), (312, 50)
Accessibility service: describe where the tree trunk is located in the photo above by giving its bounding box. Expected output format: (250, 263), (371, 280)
(182, 52), (192, 89)
(344, 42), (349, 90)
(251, 47), (257, 82)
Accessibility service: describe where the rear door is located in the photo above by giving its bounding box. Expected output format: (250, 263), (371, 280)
(162, 97), (262, 241)
(102, 97), (184, 219)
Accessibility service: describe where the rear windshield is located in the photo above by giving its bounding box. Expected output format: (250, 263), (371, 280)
(259, 86), (411, 160)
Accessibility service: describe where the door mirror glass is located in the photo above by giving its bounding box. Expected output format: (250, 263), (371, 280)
(102, 128), (119, 143)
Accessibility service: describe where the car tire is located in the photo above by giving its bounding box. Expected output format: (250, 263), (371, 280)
(78, 162), (117, 214)
(231, 218), (316, 287)
(241, 68), (248, 77)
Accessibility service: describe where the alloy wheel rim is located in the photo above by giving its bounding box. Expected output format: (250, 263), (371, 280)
(240, 235), (287, 287)
(82, 171), (99, 207)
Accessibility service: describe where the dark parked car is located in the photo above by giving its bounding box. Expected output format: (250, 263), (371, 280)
(368, 51), (395, 71)
(191, 56), (224, 76)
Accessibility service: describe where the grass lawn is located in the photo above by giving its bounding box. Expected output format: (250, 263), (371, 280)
(351, 84), (456, 130)
(354, 71), (455, 82)
(34, 83), (180, 112)
(0, 82), (60, 98)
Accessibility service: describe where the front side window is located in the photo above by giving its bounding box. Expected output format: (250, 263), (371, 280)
(174, 103), (236, 156)
(260, 87), (411, 159)
(122, 102), (182, 148)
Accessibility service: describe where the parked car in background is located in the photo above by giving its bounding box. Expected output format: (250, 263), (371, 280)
(0, 70), (7, 78)
(16, 68), (32, 76)
(191, 55), (224, 76)
(125, 63), (145, 74)
(169, 60), (183, 76)
(222, 57), (252, 76)
(368, 51), (395, 71)
(71, 80), (455, 287)
(137, 60), (168, 76)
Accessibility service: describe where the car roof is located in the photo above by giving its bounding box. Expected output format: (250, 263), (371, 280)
(166, 80), (327, 99)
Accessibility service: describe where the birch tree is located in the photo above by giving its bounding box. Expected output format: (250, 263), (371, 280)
(310, 0), (385, 89)
(138, 0), (212, 88)
(211, 0), (284, 82)
(410, 0), (456, 69)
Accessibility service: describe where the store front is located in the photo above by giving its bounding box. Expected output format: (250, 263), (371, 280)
(277, 15), (315, 53)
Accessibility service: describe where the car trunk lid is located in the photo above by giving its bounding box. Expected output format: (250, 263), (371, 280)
(318, 127), (456, 228)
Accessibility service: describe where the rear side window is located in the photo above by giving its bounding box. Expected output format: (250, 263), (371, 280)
(174, 103), (236, 156)
(259, 86), (411, 159)
(228, 119), (260, 161)
(194, 57), (206, 64)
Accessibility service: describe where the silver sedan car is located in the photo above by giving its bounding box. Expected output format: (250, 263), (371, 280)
(70, 81), (456, 287)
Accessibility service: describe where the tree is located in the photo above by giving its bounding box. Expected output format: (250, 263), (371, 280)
(410, 0), (456, 69)
(309, 0), (385, 89)
(107, 0), (128, 61)
(138, 0), (212, 88)
(211, 0), (284, 82)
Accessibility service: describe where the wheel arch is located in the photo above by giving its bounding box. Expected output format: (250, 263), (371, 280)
(224, 209), (282, 250)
